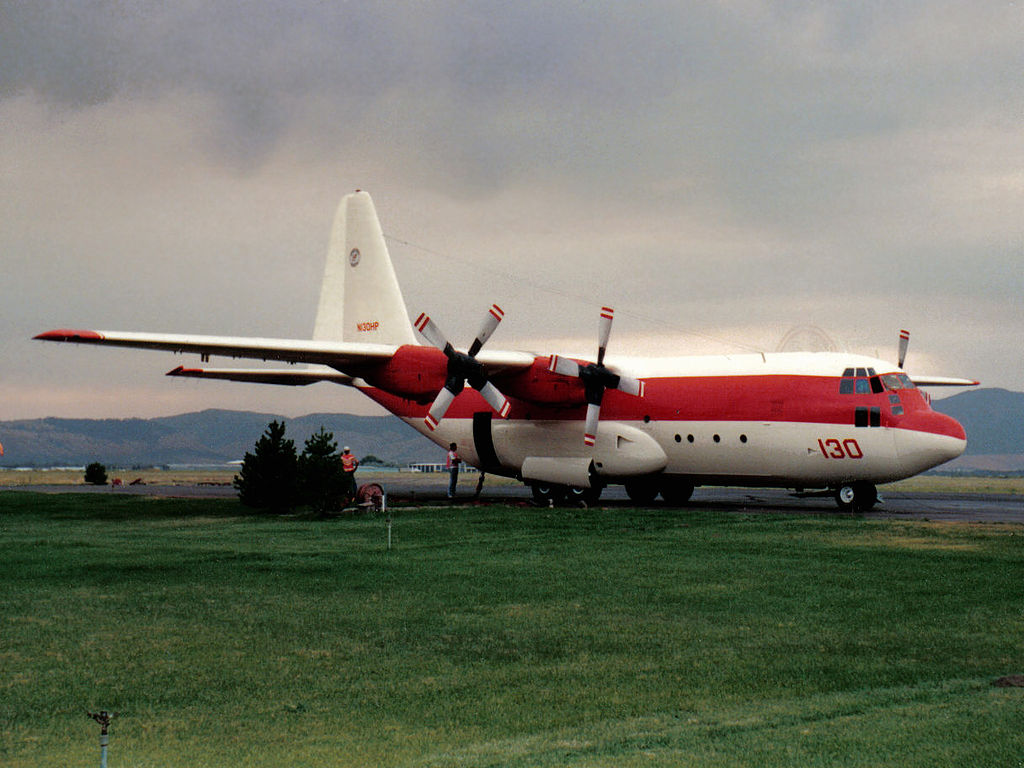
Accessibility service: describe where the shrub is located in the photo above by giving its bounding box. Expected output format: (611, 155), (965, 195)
(84, 462), (108, 485)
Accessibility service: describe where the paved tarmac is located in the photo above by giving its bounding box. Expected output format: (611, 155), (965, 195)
(6, 480), (1024, 524)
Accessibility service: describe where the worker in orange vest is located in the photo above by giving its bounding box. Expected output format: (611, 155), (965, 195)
(341, 446), (359, 502)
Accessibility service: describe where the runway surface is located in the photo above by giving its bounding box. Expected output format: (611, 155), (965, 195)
(6, 480), (1024, 524)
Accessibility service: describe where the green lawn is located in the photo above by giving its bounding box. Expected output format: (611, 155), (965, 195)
(2, 493), (1022, 766)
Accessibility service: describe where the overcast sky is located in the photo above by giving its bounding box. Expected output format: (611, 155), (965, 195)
(2, 1), (1021, 421)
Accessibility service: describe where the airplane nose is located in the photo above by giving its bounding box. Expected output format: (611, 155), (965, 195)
(893, 411), (967, 475)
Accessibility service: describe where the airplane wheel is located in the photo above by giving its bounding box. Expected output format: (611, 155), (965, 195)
(566, 485), (602, 506)
(660, 480), (694, 506)
(624, 480), (659, 505)
(531, 483), (565, 505)
(834, 482), (877, 511)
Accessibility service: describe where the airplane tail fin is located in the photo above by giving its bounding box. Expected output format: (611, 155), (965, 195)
(313, 190), (417, 345)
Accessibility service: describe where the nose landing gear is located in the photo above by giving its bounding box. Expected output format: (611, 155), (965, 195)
(834, 482), (878, 511)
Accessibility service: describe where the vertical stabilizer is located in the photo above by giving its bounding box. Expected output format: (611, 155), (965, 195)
(313, 191), (417, 345)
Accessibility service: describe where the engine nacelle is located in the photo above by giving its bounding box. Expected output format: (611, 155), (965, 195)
(361, 344), (447, 402)
(499, 357), (586, 407)
(496, 421), (667, 481)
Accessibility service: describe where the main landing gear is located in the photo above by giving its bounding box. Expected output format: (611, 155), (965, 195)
(833, 482), (878, 512)
(622, 477), (694, 506)
(530, 483), (602, 506)
(530, 478), (696, 507)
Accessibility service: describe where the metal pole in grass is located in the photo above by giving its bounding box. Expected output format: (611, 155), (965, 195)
(87, 711), (116, 768)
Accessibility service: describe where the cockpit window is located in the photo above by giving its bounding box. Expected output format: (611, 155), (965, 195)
(841, 369), (898, 395)
(881, 373), (917, 391)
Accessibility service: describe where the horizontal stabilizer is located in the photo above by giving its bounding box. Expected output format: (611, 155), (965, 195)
(167, 366), (353, 387)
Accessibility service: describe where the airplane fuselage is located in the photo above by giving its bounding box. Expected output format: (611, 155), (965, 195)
(358, 350), (966, 494)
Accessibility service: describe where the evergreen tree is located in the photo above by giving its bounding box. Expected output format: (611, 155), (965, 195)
(84, 462), (108, 485)
(298, 427), (348, 517)
(233, 420), (298, 512)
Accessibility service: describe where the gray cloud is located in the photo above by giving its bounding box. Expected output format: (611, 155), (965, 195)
(2, 1), (1021, 418)
(4, 2), (1021, 190)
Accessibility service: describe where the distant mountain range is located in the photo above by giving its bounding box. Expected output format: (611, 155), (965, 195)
(931, 388), (1024, 472)
(0, 388), (1020, 471)
(0, 410), (442, 468)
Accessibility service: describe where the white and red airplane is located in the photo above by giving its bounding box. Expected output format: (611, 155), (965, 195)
(36, 190), (977, 510)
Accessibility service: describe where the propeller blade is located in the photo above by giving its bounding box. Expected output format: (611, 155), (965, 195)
(614, 374), (645, 397)
(597, 306), (614, 366)
(468, 304), (504, 357)
(549, 354), (581, 378)
(583, 402), (601, 447)
(898, 329), (909, 369)
(424, 387), (457, 431)
(477, 380), (512, 418)
(413, 313), (450, 352)
(545, 305), (643, 446)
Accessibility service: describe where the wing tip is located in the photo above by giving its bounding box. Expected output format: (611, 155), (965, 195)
(912, 376), (981, 387)
(34, 329), (104, 342)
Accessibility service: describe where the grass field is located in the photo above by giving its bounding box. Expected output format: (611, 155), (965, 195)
(2, 493), (1023, 767)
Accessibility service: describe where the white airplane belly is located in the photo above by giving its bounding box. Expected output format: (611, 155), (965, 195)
(649, 420), (902, 485)
(400, 414), (913, 485)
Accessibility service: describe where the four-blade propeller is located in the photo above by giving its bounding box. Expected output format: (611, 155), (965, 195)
(548, 307), (645, 446)
(414, 304), (512, 431)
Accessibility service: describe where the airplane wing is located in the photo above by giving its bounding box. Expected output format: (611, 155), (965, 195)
(474, 348), (538, 372)
(34, 329), (398, 371)
(910, 375), (980, 387)
(34, 329), (537, 379)
(167, 365), (354, 387)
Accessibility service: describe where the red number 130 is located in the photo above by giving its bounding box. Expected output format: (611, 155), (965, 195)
(818, 438), (863, 459)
